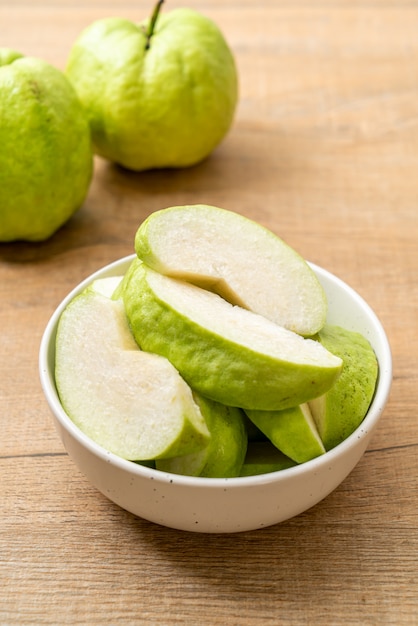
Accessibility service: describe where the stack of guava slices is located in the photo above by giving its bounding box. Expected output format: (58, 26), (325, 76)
(55, 205), (378, 477)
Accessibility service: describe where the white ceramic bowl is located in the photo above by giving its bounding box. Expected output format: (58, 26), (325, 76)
(39, 255), (392, 533)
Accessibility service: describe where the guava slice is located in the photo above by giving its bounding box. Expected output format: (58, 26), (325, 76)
(134, 204), (328, 336)
(123, 262), (343, 411)
(55, 278), (210, 461)
(240, 442), (297, 476)
(156, 394), (247, 478)
(309, 325), (379, 450)
(245, 403), (325, 463)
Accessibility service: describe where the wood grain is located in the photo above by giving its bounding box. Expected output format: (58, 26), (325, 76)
(1, 1), (417, 624)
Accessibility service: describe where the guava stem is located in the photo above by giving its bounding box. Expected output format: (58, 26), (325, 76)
(145, 0), (164, 50)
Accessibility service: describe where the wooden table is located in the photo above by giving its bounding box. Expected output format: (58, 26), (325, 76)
(1, 1), (417, 624)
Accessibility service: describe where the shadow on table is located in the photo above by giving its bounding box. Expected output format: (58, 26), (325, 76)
(119, 483), (373, 610)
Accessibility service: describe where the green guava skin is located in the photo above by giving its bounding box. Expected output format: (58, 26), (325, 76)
(245, 404), (325, 464)
(65, 9), (238, 170)
(309, 325), (379, 450)
(240, 442), (297, 477)
(0, 51), (93, 242)
(156, 394), (248, 478)
(0, 49), (24, 66)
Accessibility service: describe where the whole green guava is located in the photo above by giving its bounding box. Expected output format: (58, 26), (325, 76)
(65, 4), (238, 171)
(0, 49), (93, 242)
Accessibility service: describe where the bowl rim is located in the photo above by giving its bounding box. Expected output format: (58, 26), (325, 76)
(39, 254), (393, 489)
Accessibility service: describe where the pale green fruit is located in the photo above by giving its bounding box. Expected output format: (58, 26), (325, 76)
(245, 403), (325, 464)
(156, 394), (247, 478)
(0, 48), (24, 65)
(244, 414), (269, 442)
(135, 204), (327, 336)
(0, 50), (93, 242)
(86, 276), (124, 299)
(65, 6), (238, 171)
(135, 460), (156, 469)
(55, 278), (210, 461)
(309, 325), (379, 451)
(240, 442), (297, 477)
(123, 262), (343, 411)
